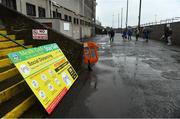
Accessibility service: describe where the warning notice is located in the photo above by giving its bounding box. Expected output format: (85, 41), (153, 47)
(32, 29), (48, 40)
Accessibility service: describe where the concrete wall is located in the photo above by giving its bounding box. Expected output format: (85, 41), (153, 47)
(36, 18), (92, 40)
(53, 0), (80, 14)
(147, 22), (180, 45)
(0, 4), (83, 71)
(60, 21), (73, 37)
(15, 0), (80, 18)
(0, 0), (96, 39)
(73, 24), (80, 40)
(16, 0), (48, 17)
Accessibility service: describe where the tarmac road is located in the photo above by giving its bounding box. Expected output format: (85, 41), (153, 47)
(23, 34), (180, 118)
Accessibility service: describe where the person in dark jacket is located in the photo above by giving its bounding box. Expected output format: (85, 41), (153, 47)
(162, 24), (172, 45)
(143, 27), (150, 42)
(110, 29), (115, 42)
(122, 29), (127, 40)
(167, 27), (173, 46)
(164, 24), (169, 43)
(127, 28), (133, 41)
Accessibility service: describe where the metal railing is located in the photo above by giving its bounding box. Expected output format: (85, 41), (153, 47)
(0, 33), (28, 49)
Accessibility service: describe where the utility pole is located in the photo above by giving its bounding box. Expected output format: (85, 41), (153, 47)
(112, 13), (114, 28)
(126, 0), (129, 29)
(138, 0), (142, 29)
(92, 0), (96, 36)
(118, 13), (120, 29)
(121, 8), (123, 32)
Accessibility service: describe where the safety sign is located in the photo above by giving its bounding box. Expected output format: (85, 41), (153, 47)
(32, 29), (48, 40)
(8, 43), (78, 114)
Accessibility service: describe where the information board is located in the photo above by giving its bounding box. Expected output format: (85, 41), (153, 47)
(8, 43), (78, 114)
(32, 29), (48, 40)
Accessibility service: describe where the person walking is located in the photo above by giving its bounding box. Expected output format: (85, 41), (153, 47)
(135, 28), (140, 41)
(109, 29), (115, 43)
(143, 27), (150, 42)
(127, 28), (132, 41)
(164, 24), (169, 43)
(109, 29), (115, 42)
(108, 30), (111, 42)
(167, 26), (173, 46)
(161, 24), (172, 45)
(122, 29), (127, 40)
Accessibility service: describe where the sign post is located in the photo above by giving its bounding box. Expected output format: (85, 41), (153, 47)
(8, 43), (78, 114)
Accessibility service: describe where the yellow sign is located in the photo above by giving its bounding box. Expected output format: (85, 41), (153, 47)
(8, 43), (78, 114)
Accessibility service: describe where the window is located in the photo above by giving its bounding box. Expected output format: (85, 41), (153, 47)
(53, 11), (56, 18)
(52, 10), (61, 19)
(38, 7), (46, 18)
(69, 16), (72, 22)
(80, 20), (84, 25)
(2, 0), (17, 10)
(74, 18), (79, 24)
(88, 22), (91, 26)
(85, 21), (88, 26)
(26, 3), (36, 17)
(64, 15), (68, 21)
(57, 13), (61, 19)
(77, 19), (79, 24)
(74, 18), (76, 24)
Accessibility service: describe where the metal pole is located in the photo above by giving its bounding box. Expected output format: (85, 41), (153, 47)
(118, 13), (120, 29)
(138, 0), (142, 29)
(121, 8), (123, 32)
(112, 13), (114, 28)
(92, 0), (95, 36)
(126, 0), (129, 29)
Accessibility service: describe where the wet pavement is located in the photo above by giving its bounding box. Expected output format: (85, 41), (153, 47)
(48, 34), (180, 118)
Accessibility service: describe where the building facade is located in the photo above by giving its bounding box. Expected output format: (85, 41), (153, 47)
(0, 0), (96, 40)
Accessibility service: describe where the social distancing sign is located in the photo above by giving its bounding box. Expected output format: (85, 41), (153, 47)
(8, 43), (78, 114)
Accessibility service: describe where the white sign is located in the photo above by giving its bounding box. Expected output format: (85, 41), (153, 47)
(64, 23), (70, 31)
(32, 29), (48, 40)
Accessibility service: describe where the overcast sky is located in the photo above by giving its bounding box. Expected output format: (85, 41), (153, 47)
(96, 0), (180, 28)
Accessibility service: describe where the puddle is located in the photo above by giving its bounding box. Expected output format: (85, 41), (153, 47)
(161, 71), (180, 80)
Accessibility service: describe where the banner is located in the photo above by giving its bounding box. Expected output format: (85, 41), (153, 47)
(8, 43), (78, 114)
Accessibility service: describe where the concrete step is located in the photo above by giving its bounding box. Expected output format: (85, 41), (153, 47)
(0, 56), (8, 60)
(0, 80), (28, 104)
(2, 95), (36, 118)
(0, 58), (12, 68)
(0, 40), (25, 49)
(0, 35), (16, 41)
(21, 101), (46, 118)
(0, 74), (23, 92)
(0, 67), (19, 83)
(0, 64), (15, 73)
(0, 45), (32, 57)
(0, 30), (7, 35)
(0, 90), (35, 118)
(0, 36), (36, 118)
(0, 28), (35, 118)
